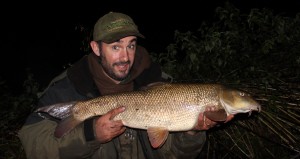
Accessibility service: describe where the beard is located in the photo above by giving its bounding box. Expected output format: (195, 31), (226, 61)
(99, 55), (131, 81)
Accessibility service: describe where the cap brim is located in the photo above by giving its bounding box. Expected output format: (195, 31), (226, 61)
(101, 31), (145, 43)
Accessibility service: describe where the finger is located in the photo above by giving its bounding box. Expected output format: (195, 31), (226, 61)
(109, 124), (126, 133)
(205, 119), (217, 126)
(195, 112), (208, 130)
(224, 114), (234, 123)
(108, 106), (125, 120)
(201, 112), (218, 130)
(112, 120), (124, 127)
(205, 105), (216, 111)
(101, 127), (126, 143)
(119, 127), (126, 134)
(203, 118), (217, 130)
(109, 120), (124, 129)
(111, 127), (126, 136)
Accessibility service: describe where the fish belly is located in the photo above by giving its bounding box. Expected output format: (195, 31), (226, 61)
(115, 103), (202, 131)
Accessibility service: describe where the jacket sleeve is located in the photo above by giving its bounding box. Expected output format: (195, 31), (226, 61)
(18, 78), (101, 159)
(18, 116), (101, 159)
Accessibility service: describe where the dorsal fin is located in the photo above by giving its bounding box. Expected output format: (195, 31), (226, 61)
(140, 82), (169, 91)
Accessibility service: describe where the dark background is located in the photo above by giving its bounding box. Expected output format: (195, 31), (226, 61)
(1, 0), (300, 94)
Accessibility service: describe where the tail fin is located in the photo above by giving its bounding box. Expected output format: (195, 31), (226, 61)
(35, 101), (78, 120)
(54, 115), (82, 138)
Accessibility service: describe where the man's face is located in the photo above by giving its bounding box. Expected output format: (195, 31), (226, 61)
(99, 36), (137, 81)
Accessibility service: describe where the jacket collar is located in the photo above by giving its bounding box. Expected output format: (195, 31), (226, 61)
(67, 55), (100, 98)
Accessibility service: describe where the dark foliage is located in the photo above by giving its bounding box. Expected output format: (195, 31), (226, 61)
(0, 70), (39, 159)
(150, 3), (300, 159)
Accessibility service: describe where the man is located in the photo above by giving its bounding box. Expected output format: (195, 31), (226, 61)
(18, 12), (234, 159)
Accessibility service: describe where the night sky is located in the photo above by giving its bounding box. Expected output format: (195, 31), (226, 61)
(1, 0), (299, 94)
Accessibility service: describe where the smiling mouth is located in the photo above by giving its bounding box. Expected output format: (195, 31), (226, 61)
(116, 64), (128, 71)
(114, 61), (130, 71)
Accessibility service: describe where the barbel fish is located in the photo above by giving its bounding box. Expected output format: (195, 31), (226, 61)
(36, 82), (261, 148)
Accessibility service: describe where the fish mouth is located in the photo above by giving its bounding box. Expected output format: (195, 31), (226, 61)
(255, 103), (261, 112)
(248, 104), (261, 116)
(257, 105), (261, 112)
(252, 104), (261, 112)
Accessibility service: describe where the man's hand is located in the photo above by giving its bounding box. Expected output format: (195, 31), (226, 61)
(187, 106), (234, 135)
(94, 106), (126, 143)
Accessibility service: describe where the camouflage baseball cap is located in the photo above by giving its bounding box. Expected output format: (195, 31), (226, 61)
(93, 12), (145, 43)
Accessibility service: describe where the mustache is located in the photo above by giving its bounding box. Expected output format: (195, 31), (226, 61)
(113, 61), (130, 66)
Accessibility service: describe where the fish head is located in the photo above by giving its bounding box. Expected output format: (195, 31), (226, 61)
(219, 87), (261, 115)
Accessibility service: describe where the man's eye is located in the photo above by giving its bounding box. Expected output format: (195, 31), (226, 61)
(128, 44), (135, 49)
(112, 46), (119, 50)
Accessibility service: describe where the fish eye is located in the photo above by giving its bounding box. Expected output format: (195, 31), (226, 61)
(239, 92), (245, 96)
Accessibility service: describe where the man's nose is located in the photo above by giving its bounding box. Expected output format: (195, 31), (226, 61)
(120, 49), (129, 61)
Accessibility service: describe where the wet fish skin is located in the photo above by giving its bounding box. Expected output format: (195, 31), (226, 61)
(36, 82), (261, 148)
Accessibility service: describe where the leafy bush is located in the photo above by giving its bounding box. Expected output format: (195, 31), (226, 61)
(151, 3), (300, 85)
(151, 3), (300, 159)
(0, 71), (39, 159)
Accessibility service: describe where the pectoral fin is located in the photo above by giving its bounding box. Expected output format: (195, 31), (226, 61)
(147, 127), (169, 148)
(204, 109), (227, 122)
